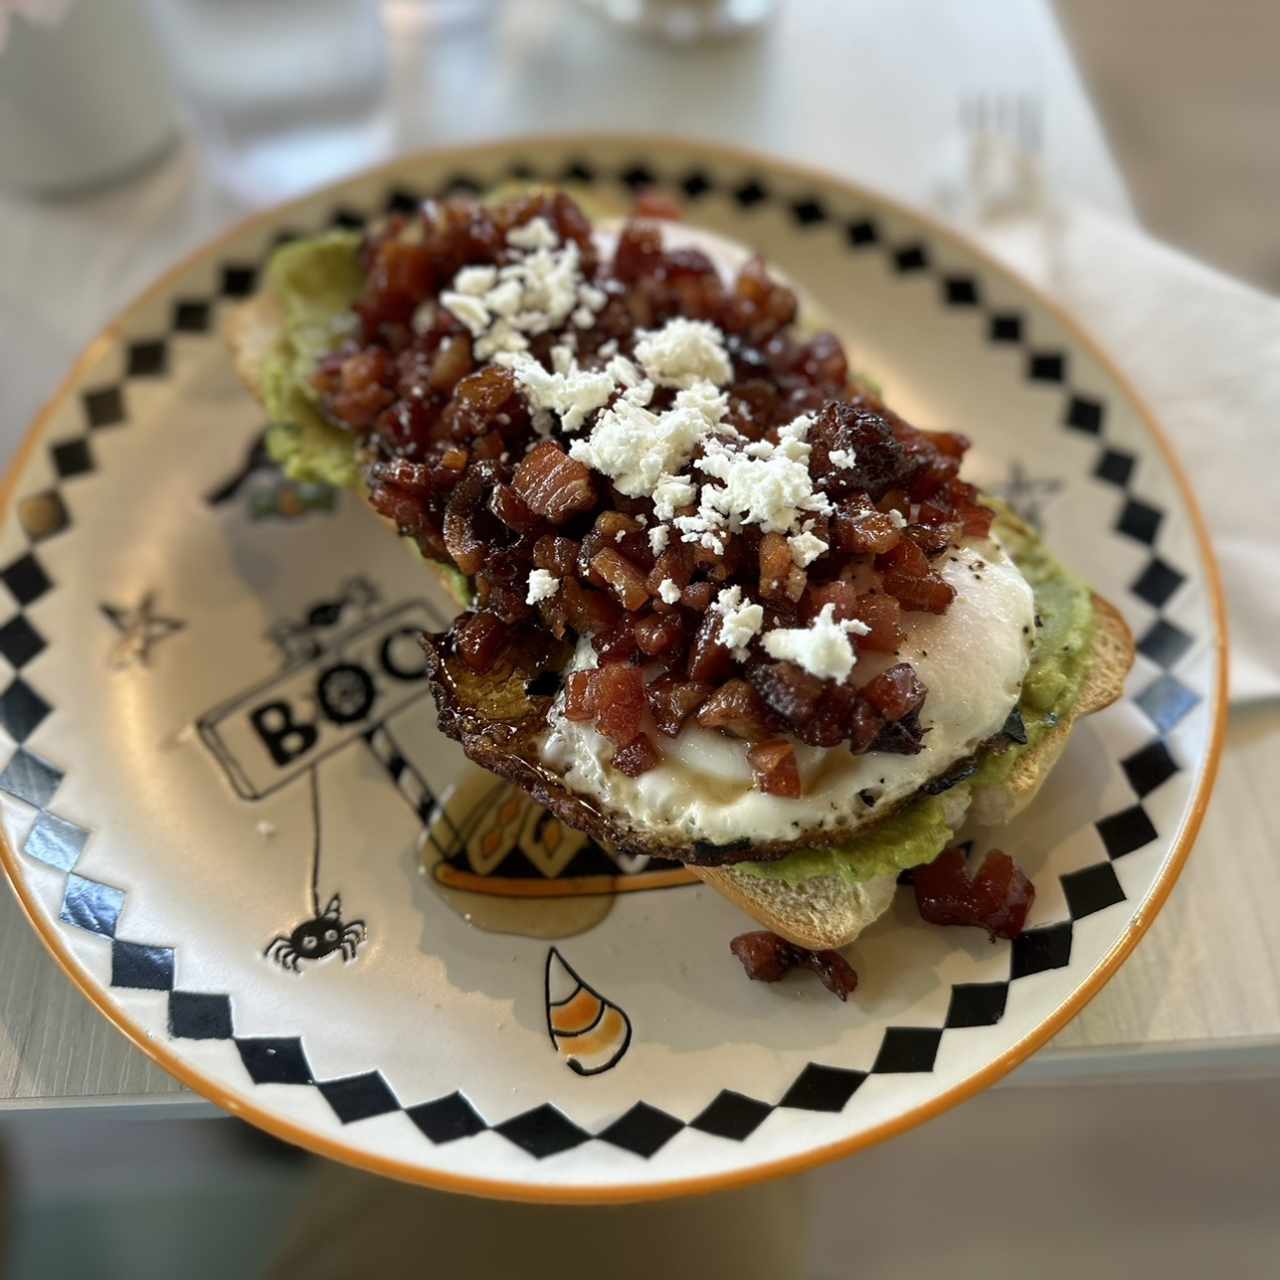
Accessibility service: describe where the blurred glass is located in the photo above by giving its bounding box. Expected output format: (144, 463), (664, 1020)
(0, 0), (178, 195)
(579, 0), (775, 42)
(148, 0), (391, 204)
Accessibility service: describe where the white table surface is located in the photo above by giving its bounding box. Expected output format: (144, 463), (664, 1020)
(0, 0), (1275, 1110)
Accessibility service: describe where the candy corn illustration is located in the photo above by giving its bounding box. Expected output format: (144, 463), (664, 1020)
(544, 947), (632, 1076)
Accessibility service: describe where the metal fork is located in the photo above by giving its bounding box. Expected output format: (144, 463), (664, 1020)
(955, 91), (1046, 222)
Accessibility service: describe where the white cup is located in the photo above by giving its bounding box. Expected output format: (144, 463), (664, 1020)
(0, 0), (179, 195)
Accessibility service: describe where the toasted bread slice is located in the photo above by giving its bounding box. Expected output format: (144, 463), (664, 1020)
(697, 596), (1132, 949)
(227, 232), (1136, 952)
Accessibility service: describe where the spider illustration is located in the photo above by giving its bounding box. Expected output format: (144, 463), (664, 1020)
(264, 893), (366, 972)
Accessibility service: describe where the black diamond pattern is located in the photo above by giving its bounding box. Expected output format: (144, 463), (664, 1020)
(83, 385), (124, 429)
(442, 172), (482, 195)
(846, 218), (878, 247)
(620, 163), (656, 191)
(1136, 673), (1200, 734)
(236, 1037), (314, 1086)
(51, 439), (94, 480)
(169, 991), (233, 1040)
(791, 197), (827, 226)
(221, 264), (257, 298)
(945, 983), (1008, 1028)
(384, 186), (421, 214)
(1062, 862), (1126, 920)
(22, 811), (87, 871)
(1010, 923), (1073, 979)
(871, 1028), (942, 1073)
(0, 614), (46, 668)
(893, 244), (929, 272)
(1029, 351), (1066, 383)
(319, 1071), (400, 1124)
(1094, 448), (1135, 488)
(598, 1102), (685, 1157)
(1097, 806), (1159, 859)
(495, 1105), (589, 1158)
(0, 677), (51, 742)
(691, 1090), (773, 1140)
(778, 1063), (865, 1112)
(127, 340), (167, 378)
(990, 312), (1023, 342)
(561, 159), (595, 184)
(60, 873), (124, 937)
(111, 940), (174, 990)
(406, 1092), (488, 1144)
(172, 299), (211, 333)
(1065, 394), (1104, 434)
(1116, 498), (1163, 546)
(0, 747), (62, 807)
(1, 553), (52, 606)
(733, 178), (769, 207)
(944, 276), (980, 306)
(329, 206), (366, 230)
(1122, 739), (1179, 797)
(1138, 619), (1193, 669)
(1131, 558), (1185, 609)
(680, 170), (712, 200)
(505, 161), (538, 182)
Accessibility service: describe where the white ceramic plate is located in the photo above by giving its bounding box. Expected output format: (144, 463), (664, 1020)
(0, 138), (1225, 1201)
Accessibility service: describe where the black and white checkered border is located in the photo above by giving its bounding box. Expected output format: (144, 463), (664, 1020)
(0, 153), (1200, 1162)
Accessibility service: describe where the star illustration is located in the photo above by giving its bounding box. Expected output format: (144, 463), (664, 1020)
(989, 460), (1064, 531)
(100, 593), (185, 670)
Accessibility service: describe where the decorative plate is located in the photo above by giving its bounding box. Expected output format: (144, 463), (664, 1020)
(0, 138), (1225, 1202)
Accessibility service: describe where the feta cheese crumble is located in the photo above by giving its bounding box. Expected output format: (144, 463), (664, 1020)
(526, 569), (560, 605)
(657, 578), (683, 605)
(633, 318), (732, 389)
(714, 586), (765, 660)
(788, 529), (829, 568)
(762, 603), (870, 682)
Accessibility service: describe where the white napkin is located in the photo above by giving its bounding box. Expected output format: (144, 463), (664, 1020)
(973, 204), (1280, 703)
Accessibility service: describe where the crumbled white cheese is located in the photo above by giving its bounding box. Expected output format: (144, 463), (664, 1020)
(496, 351), (616, 434)
(454, 265), (497, 296)
(658, 578), (683, 605)
(578, 282), (607, 312)
(828, 447), (857, 469)
(652, 476), (698, 523)
(715, 586), (765, 660)
(762, 604), (870, 682)
(649, 525), (670, 554)
(572, 306), (595, 328)
(568, 377), (729, 500)
(598, 339), (619, 358)
(634, 318), (732, 389)
(439, 291), (489, 336)
(889, 508), (908, 529)
(788, 530), (829, 568)
(526, 568), (560, 605)
(506, 216), (558, 251)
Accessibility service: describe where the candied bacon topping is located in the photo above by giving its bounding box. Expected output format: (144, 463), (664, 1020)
(729, 931), (859, 1001)
(317, 191), (1006, 790)
(913, 846), (1036, 940)
(746, 740), (803, 798)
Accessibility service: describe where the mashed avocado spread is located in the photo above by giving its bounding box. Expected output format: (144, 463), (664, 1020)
(262, 235), (1094, 888)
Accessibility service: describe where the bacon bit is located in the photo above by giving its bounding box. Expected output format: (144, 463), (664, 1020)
(442, 463), (498, 575)
(533, 534), (580, 579)
(646, 545), (694, 599)
(560, 576), (620, 636)
(613, 732), (662, 776)
(440, 447), (469, 471)
(758, 532), (793, 599)
(804, 580), (860, 623)
(592, 663), (647, 745)
(681, 580), (716, 612)
(441, 366), (528, 440)
(592, 620), (639, 663)
(646, 676), (713, 737)
(454, 611), (509, 675)
(882, 568), (956, 615)
(563, 670), (597, 721)
(913, 846), (1036, 940)
(860, 662), (926, 721)
(850, 591), (902, 652)
(748, 660), (825, 723)
(489, 483), (542, 534)
(632, 190), (684, 221)
(686, 609), (735, 682)
(747, 739), (803, 797)
(513, 441), (597, 525)
(846, 697), (885, 753)
(695, 679), (774, 740)
(590, 547), (651, 612)
(729, 931), (859, 1001)
(833, 501), (903, 556)
(634, 610), (686, 657)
